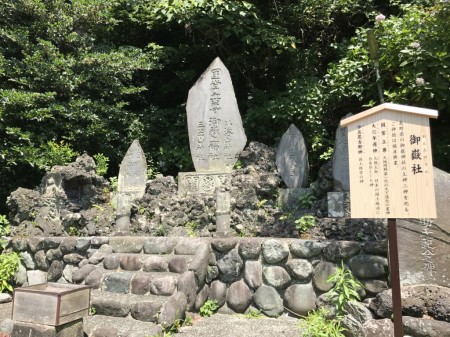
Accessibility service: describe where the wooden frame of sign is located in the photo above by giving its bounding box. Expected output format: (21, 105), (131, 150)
(340, 103), (438, 218)
(341, 102), (438, 337)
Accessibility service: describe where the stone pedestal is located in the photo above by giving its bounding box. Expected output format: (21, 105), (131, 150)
(327, 192), (350, 217)
(12, 318), (83, 337)
(277, 187), (310, 211)
(215, 191), (232, 237)
(178, 172), (230, 195)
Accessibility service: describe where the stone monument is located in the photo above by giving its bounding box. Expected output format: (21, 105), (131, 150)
(178, 57), (247, 195)
(276, 124), (309, 188)
(398, 167), (450, 287)
(115, 140), (147, 232)
(328, 113), (352, 217)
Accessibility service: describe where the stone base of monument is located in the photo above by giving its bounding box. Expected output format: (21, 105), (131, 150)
(178, 172), (230, 195)
(327, 192), (350, 217)
(277, 187), (311, 211)
(12, 319), (83, 337)
(115, 213), (131, 233)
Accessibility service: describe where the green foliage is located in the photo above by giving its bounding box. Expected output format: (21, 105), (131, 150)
(69, 226), (80, 236)
(298, 307), (346, 337)
(294, 215), (316, 234)
(89, 307), (96, 315)
(199, 299), (219, 317)
(154, 224), (166, 237)
(0, 215), (10, 237)
(298, 192), (317, 209)
(0, 251), (20, 292)
(93, 153), (109, 176)
(109, 177), (118, 193)
(256, 199), (268, 209)
(186, 221), (197, 237)
(326, 261), (364, 315)
(244, 308), (263, 319)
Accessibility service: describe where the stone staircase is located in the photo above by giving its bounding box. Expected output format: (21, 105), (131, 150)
(72, 237), (211, 336)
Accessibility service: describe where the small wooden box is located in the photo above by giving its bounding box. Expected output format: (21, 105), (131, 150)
(12, 283), (91, 326)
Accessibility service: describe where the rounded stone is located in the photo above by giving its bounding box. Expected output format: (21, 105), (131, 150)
(349, 254), (388, 279)
(226, 280), (252, 313)
(209, 280), (227, 307)
(72, 264), (96, 283)
(261, 239), (289, 264)
(60, 237), (77, 254)
(47, 260), (64, 282)
(20, 251), (35, 270)
(168, 256), (188, 273)
(143, 256), (168, 272)
(195, 285), (209, 311)
(323, 241), (361, 262)
(11, 238), (27, 252)
(177, 271), (197, 311)
(244, 261), (262, 289)
(120, 255), (143, 271)
(313, 261), (337, 292)
(34, 250), (49, 271)
(130, 272), (152, 295)
(103, 254), (120, 270)
(262, 266), (291, 289)
(150, 276), (176, 296)
(364, 280), (388, 295)
(290, 240), (326, 258)
(238, 239), (261, 259)
(46, 248), (62, 262)
(217, 249), (243, 283)
(211, 239), (238, 252)
(284, 283), (317, 316)
(253, 285), (283, 317)
(285, 259), (313, 280)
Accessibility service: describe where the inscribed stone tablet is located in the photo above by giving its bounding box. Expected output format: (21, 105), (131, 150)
(117, 140), (147, 201)
(398, 167), (450, 287)
(178, 172), (230, 195)
(187, 57), (247, 172)
(332, 113), (352, 191)
(276, 124), (309, 188)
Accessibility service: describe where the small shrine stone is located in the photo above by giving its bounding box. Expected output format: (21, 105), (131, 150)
(186, 57), (247, 172)
(117, 140), (147, 201)
(332, 113), (352, 191)
(276, 124), (309, 188)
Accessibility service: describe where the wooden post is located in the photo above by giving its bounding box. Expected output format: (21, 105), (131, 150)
(388, 218), (404, 337)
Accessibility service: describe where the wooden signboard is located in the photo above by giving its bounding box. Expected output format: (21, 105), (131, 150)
(340, 103), (438, 219)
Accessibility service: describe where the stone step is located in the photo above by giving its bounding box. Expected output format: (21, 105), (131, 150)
(99, 253), (194, 274)
(84, 314), (162, 337)
(104, 271), (181, 296)
(90, 290), (189, 329)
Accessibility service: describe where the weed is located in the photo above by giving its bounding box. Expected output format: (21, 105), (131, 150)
(109, 177), (118, 192)
(186, 222), (198, 237)
(199, 300), (219, 317)
(298, 307), (346, 337)
(0, 215), (10, 237)
(0, 252), (20, 292)
(294, 215), (315, 234)
(93, 153), (109, 176)
(244, 308), (263, 319)
(184, 315), (193, 326)
(256, 199), (268, 209)
(326, 261), (364, 315)
(155, 224), (166, 237)
(298, 192), (317, 209)
(233, 160), (243, 170)
(69, 227), (80, 236)
(89, 307), (96, 315)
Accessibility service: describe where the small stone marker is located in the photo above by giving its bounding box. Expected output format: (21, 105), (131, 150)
(398, 167), (450, 287)
(332, 113), (352, 191)
(276, 124), (309, 188)
(116, 140), (147, 232)
(186, 57), (247, 172)
(327, 192), (350, 217)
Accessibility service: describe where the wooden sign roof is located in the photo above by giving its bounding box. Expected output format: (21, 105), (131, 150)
(341, 103), (438, 218)
(340, 103), (438, 127)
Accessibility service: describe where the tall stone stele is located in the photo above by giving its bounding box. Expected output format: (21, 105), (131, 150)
(115, 140), (147, 233)
(179, 57), (247, 195)
(328, 113), (352, 217)
(276, 124), (309, 188)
